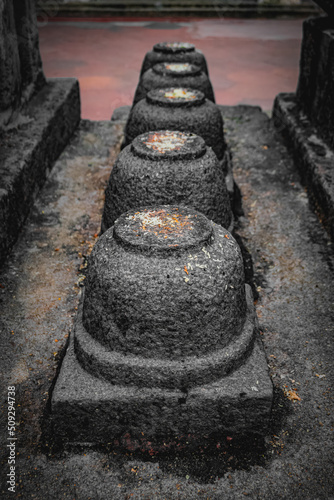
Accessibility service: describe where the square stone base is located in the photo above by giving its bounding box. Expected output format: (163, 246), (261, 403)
(50, 328), (273, 446)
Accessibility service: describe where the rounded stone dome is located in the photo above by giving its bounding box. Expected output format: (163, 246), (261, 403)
(123, 88), (227, 163)
(133, 62), (215, 105)
(140, 41), (209, 77)
(101, 130), (232, 233)
(82, 206), (247, 364)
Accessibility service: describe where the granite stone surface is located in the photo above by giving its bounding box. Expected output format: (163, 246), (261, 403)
(102, 131), (232, 232)
(13, 0), (46, 98)
(140, 42), (209, 77)
(84, 207), (246, 359)
(51, 327), (272, 445)
(296, 16), (334, 150)
(0, 107), (333, 498)
(75, 287), (255, 390)
(123, 88), (226, 162)
(133, 62), (215, 105)
(52, 194), (272, 441)
(274, 15), (334, 242)
(0, 0), (21, 116)
(0, 78), (81, 267)
(273, 92), (334, 242)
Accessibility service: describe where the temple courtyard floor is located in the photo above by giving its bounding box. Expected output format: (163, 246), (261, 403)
(38, 17), (305, 119)
(0, 16), (333, 500)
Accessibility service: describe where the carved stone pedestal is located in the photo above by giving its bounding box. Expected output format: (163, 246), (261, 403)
(51, 206), (272, 446)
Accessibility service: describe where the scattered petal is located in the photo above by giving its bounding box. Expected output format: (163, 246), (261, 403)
(286, 390), (301, 401)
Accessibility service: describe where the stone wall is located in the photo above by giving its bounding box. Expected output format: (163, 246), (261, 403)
(296, 16), (334, 150)
(0, 0), (80, 267)
(272, 5), (334, 240)
(0, 1), (22, 124)
(0, 0), (45, 130)
(36, 0), (319, 17)
(55, 0), (314, 4)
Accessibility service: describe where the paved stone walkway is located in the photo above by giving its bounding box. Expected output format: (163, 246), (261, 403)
(0, 107), (333, 499)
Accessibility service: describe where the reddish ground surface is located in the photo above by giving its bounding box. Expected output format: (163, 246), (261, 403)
(38, 18), (305, 120)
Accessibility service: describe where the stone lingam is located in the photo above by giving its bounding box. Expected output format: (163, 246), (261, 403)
(133, 62), (215, 106)
(122, 88), (240, 211)
(101, 130), (232, 233)
(50, 206), (273, 445)
(139, 41), (209, 77)
(123, 88), (227, 171)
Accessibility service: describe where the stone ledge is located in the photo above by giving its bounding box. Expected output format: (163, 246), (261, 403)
(50, 333), (272, 445)
(50, 300), (272, 445)
(0, 78), (81, 268)
(37, 2), (320, 19)
(272, 92), (334, 242)
(74, 285), (255, 390)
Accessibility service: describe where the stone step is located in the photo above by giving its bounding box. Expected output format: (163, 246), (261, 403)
(0, 78), (81, 268)
(36, 1), (320, 19)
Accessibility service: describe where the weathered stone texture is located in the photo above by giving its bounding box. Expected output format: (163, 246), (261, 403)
(13, 0), (46, 97)
(51, 205), (272, 443)
(84, 207), (246, 360)
(0, 0), (79, 267)
(313, 0), (334, 17)
(0, 0), (22, 115)
(296, 16), (334, 149)
(102, 131), (232, 232)
(273, 92), (334, 241)
(274, 15), (334, 241)
(52, 323), (272, 444)
(140, 42), (209, 77)
(124, 89), (226, 161)
(0, 79), (81, 267)
(133, 63), (215, 105)
(0, 0), (46, 127)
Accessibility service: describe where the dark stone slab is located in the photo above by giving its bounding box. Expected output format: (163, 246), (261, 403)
(296, 16), (334, 150)
(13, 0), (46, 97)
(274, 16), (334, 241)
(0, 78), (81, 268)
(51, 291), (272, 445)
(37, 2), (320, 19)
(101, 131), (232, 232)
(273, 92), (334, 242)
(133, 62), (215, 106)
(0, 0), (21, 118)
(140, 41), (209, 77)
(313, 0), (334, 17)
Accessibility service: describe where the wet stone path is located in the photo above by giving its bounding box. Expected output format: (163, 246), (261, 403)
(0, 106), (333, 499)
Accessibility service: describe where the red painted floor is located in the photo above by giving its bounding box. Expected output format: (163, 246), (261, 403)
(38, 18), (305, 120)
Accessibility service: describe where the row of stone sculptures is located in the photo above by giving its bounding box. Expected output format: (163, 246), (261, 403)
(51, 42), (273, 446)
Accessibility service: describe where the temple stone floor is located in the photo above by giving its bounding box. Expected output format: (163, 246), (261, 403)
(0, 104), (333, 498)
(39, 18), (305, 120)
